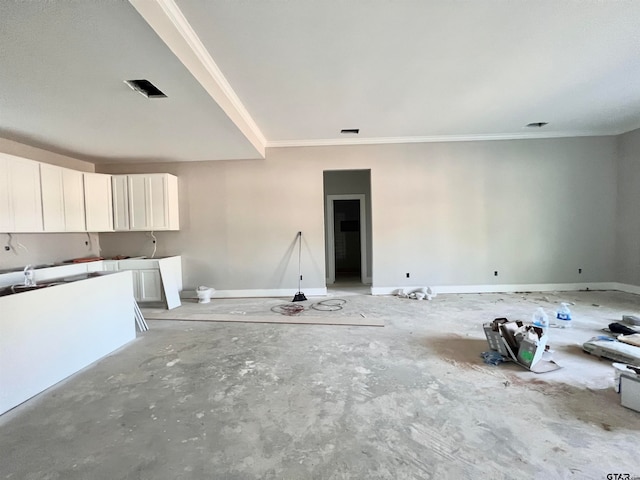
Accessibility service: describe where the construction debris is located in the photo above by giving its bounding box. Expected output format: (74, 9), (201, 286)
(482, 317), (561, 373)
(622, 314), (640, 326)
(583, 336), (640, 365)
(392, 287), (436, 300)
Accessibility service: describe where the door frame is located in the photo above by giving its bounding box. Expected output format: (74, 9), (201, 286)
(326, 194), (367, 284)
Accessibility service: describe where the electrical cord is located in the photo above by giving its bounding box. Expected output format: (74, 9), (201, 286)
(7, 233), (28, 255)
(271, 304), (306, 316)
(6, 233), (15, 254)
(311, 299), (346, 311)
(150, 231), (157, 258)
(271, 299), (347, 316)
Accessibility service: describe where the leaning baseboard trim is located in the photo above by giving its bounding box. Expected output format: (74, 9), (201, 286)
(181, 287), (328, 299)
(370, 282), (621, 296)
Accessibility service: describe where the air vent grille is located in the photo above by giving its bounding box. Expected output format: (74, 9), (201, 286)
(124, 79), (167, 98)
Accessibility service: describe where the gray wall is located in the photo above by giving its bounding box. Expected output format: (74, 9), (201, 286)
(370, 138), (616, 288)
(616, 128), (640, 285)
(98, 135), (618, 291)
(323, 169), (372, 282)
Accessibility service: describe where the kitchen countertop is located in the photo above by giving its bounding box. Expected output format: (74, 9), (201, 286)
(0, 270), (116, 297)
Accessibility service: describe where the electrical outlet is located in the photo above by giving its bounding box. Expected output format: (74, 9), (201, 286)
(4, 246), (9, 251)
(494, 271), (498, 276)
(578, 268), (582, 274)
(406, 272), (410, 278)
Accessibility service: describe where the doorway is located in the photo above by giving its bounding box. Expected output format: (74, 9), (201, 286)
(326, 194), (367, 284)
(334, 199), (361, 280)
(323, 169), (372, 287)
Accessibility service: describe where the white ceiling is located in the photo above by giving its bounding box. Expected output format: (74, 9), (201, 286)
(2, 0), (640, 164)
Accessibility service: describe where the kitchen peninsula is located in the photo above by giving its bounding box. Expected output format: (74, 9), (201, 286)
(0, 269), (135, 415)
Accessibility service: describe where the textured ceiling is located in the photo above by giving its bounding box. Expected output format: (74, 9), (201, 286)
(177, 0), (640, 144)
(0, 1), (261, 163)
(1, 0), (640, 164)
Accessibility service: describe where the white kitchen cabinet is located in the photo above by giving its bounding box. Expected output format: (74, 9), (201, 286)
(111, 175), (130, 231)
(0, 271), (135, 416)
(39, 163), (65, 231)
(63, 168), (85, 231)
(40, 163), (85, 232)
(0, 153), (43, 232)
(131, 269), (163, 302)
(84, 172), (113, 232)
(101, 260), (119, 272)
(112, 174), (179, 231)
(0, 158), (10, 232)
(113, 256), (182, 307)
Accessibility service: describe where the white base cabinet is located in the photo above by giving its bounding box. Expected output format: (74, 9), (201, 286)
(0, 272), (135, 416)
(102, 256), (182, 306)
(132, 269), (163, 302)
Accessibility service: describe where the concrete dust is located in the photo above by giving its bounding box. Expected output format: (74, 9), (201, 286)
(1, 290), (640, 479)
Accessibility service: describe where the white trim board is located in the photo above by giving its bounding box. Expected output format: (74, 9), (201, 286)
(178, 283), (640, 299)
(181, 287), (328, 299)
(129, 0), (266, 157)
(370, 282), (621, 296)
(267, 130), (619, 149)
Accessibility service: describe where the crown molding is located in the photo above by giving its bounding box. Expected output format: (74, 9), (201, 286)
(266, 129), (621, 149)
(129, 0), (266, 157)
(617, 120), (640, 137)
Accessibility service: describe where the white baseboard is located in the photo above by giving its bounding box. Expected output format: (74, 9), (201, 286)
(179, 282), (640, 299)
(609, 282), (640, 295)
(182, 287), (328, 299)
(370, 282), (622, 296)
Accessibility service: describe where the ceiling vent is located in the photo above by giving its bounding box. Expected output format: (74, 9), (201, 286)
(526, 122), (548, 128)
(340, 129), (359, 134)
(124, 79), (167, 98)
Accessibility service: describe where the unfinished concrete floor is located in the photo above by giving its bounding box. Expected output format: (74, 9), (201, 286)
(2, 290), (640, 479)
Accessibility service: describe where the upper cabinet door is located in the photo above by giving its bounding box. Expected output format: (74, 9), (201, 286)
(112, 175), (130, 231)
(0, 156), (12, 232)
(84, 173), (113, 232)
(4, 155), (43, 233)
(148, 174), (170, 230)
(128, 174), (150, 230)
(11, 158), (43, 232)
(40, 163), (66, 232)
(40, 164), (85, 232)
(125, 174), (179, 231)
(62, 168), (86, 232)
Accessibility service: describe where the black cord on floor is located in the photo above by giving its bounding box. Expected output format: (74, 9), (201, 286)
(271, 299), (348, 316)
(271, 304), (306, 316)
(310, 299), (347, 311)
